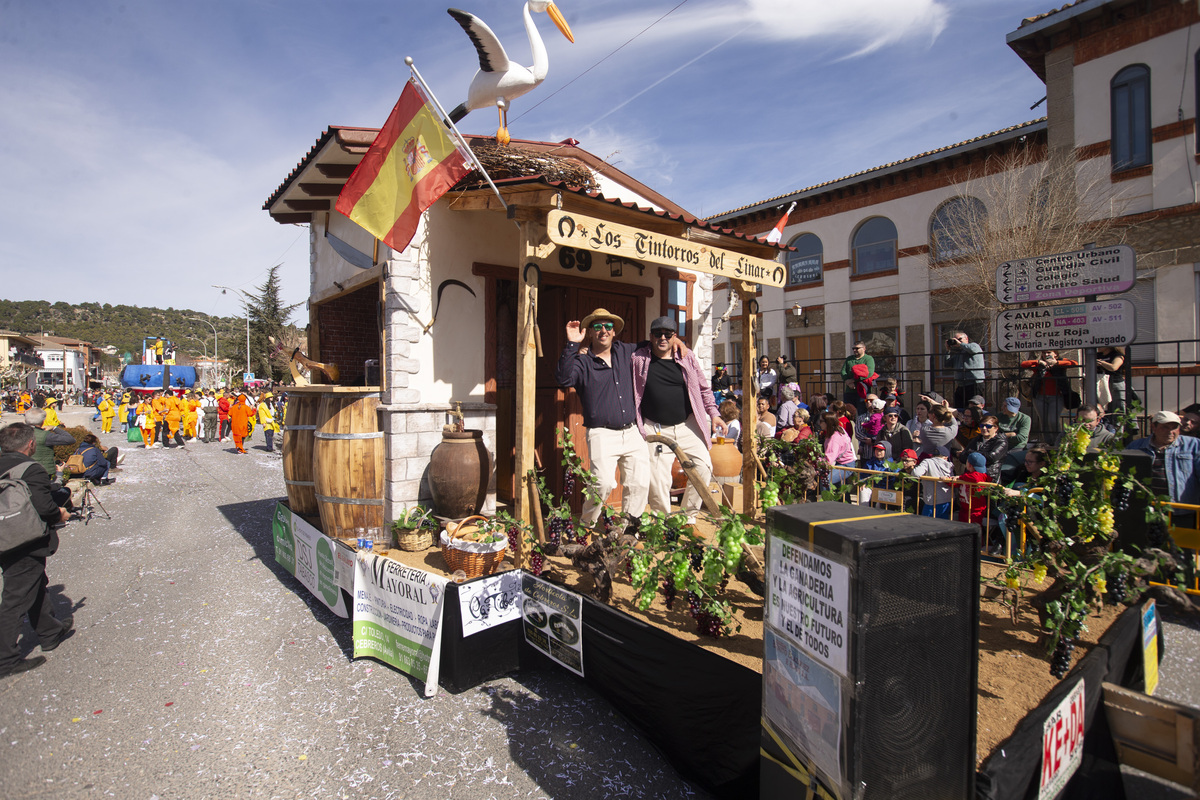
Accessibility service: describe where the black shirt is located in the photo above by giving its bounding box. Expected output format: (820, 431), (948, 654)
(556, 340), (638, 429)
(642, 358), (690, 426)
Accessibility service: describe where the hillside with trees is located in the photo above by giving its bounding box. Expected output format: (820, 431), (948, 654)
(0, 286), (301, 381)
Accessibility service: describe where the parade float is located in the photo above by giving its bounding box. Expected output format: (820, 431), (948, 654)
(257, 5), (1178, 797)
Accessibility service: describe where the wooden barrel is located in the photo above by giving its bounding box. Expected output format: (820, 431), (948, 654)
(281, 392), (321, 515)
(312, 390), (383, 542)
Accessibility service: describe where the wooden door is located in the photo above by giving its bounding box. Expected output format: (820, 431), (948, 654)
(790, 334), (826, 402)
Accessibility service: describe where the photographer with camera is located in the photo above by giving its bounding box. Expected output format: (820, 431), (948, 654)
(943, 331), (985, 410)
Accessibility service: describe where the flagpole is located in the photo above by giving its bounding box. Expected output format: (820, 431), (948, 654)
(406, 57), (508, 212)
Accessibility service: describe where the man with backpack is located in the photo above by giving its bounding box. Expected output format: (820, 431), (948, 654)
(0, 423), (72, 678)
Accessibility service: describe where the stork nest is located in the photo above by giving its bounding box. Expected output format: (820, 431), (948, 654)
(453, 141), (599, 193)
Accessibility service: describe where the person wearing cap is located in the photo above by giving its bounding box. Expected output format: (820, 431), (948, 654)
(41, 397), (61, 430)
(631, 316), (726, 526)
(257, 392), (279, 451)
(228, 394), (254, 454)
(97, 391), (115, 433)
(944, 331), (985, 410)
(882, 393), (909, 425)
(967, 395), (987, 415)
(912, 444), (954, 518)
(997, 397), (1031, 450)
(861, 440), (891, 472)
(557, 308), (652, 530)
(957, 451), (991, 528)
(1127, 411), (1200, 508)
(876, 406), (913, 455)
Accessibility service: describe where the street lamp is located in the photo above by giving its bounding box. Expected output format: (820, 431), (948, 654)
(188, 316), (218, 374)
(212, 286), (251, 376)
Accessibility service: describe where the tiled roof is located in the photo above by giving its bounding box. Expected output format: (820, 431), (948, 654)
(1018, 0), (1089, 28)
(707, 118), (1047, 221)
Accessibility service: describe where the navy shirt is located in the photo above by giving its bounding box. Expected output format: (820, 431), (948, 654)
(557, 340), (638, 429)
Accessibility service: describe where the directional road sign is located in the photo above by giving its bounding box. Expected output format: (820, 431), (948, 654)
(995, 299), (1137, 353)
(994, 245), (1135, 304)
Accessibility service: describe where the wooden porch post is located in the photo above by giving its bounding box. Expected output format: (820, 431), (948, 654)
(736, 281), (758, 516)
(513, 221), (541, 568)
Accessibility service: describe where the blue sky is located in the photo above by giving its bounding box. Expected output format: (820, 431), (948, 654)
(0, 0), (1056, 323)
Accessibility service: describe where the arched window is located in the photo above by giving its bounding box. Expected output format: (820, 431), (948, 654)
(851, 217), (898, 275)
(929, 197), (987, 261)
(1111, 65), (1151, 171)
(786, 233), (823, 286)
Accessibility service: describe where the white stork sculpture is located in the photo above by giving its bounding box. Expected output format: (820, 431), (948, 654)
(446, 2), (575, 145)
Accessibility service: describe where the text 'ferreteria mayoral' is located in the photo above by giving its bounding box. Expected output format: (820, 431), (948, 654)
(546, 209), (786, 288)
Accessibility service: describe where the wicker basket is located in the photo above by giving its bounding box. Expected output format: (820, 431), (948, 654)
(439, 515), (508, 579)
(394, 526), (433, 552)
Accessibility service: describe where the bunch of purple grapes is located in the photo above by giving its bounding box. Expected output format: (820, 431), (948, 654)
(685, 591), (702, 618)
(529, 551), (544, 575)
(1111, 485), (1132, 512)
(563, 467), (576, 497)
(694, 611), (723, 638)
(1049, 637), (1075, 678)
(661, 578), (677, 610)
(546, 515), (567, 545)
(689, 550), (704, 572)
(506, 525), (521, 552)
(1055, 476), (1073, 504)
(1108, 571), (1128, 604)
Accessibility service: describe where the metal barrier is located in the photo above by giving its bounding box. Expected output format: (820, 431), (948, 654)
(720, 338), (1199, 444)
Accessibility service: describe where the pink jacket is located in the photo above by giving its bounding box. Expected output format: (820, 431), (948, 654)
(824, 429), (856, 466)
(631, 346), (719, 449)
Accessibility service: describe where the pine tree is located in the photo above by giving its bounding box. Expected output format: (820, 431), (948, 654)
(243, 264), (301, 381)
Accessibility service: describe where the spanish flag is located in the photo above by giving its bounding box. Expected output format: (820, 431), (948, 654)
(336, 80), (472, 252)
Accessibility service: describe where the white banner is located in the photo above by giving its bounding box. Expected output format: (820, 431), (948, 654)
(352, 553), (449, 697)
(458, 571), (523, 637)
(521, 573), (583, 677)
(1040, 679), (1086, 800)
(271, 503), (348, 617)
(767, 535), (850, 677)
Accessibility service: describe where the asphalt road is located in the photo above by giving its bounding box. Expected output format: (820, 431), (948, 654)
(3, 405), (1200, 799)
(0, 407), (709, 800)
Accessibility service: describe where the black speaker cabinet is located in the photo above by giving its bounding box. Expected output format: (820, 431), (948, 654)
(761, 502), (980, 800)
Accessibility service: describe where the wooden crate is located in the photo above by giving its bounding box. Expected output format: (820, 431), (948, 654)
(1103, 681), (1200, 792)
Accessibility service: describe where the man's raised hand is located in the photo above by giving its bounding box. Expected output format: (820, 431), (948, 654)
(565, 321), (585, 343)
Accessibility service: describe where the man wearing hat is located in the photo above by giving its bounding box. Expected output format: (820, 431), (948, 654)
(997, 397), (1031, 450)
(557, 309), (651, 530)
(631, 316), (726, 527)
(1128, 411), (1200, 508)
(257, 392), (279, 451)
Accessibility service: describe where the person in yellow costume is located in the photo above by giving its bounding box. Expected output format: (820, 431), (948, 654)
(117, 394), (129, 434)
(151, 391), (169, 448)
(164, 392), (185, 448)
(256, 392), (279, 451)
(184, 393), (199, 440)
(98, 391), (115, 433)
(138, 394), (156, 447)
(42, 397), (62, 429)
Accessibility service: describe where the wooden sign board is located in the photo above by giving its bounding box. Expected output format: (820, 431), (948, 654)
(546, 209), (786, 288)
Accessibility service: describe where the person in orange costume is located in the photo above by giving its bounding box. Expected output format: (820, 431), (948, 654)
(228, 394), (253, 454)
(151, 391), (170, 448)
(164, 393), (185, 448)
(138, 394), (156, 447)
(184, 393), (200, 440)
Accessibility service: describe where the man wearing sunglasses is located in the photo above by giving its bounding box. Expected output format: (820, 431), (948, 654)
(631, 317), (727, 528)
(557, 308), (652, 531)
